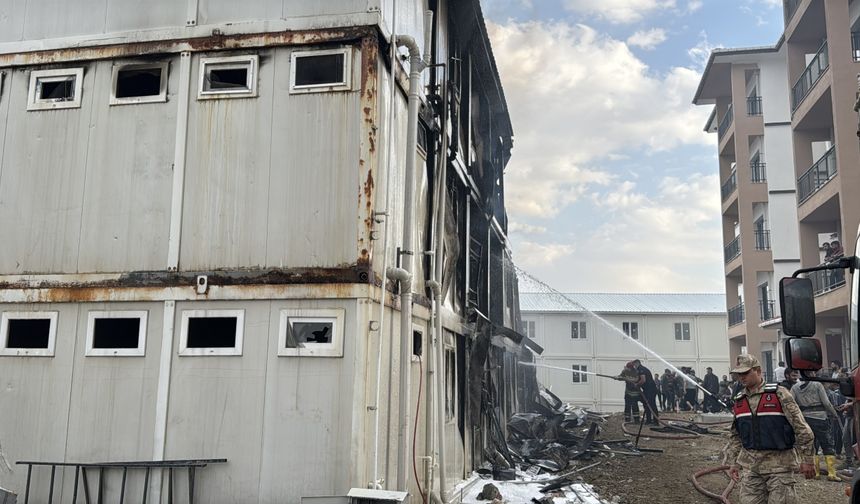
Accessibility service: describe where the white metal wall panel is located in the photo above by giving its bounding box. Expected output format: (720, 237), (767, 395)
(197, 0), (283, 26)
(0, 303), (77, 503)
(104, 0), (186, 33)
(264, 47), (361, 268)
(281, 0), (370, 18)
(0, 67), (94, 273)
(0, 0), (27, 43)
(21, 0), (107, 41)
(77, 60), (176, 272)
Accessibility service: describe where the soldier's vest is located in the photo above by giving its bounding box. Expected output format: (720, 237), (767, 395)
(732, 383), (795, 451)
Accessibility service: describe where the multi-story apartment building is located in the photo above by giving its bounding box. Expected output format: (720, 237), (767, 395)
(0, 1), (527, 503)
(694, 0), (860, 371)
(520, 293), (728, 411)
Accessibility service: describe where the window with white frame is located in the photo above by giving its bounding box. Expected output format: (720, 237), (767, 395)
(179, 309), (244, 356)
(572, 364), (588, 383)
(85, 311), (147, 356)
(27, 68), (84, 111)
(622, 322), (639, 339)
(198, 55), (258, 99)
(0, 312), (58, 357)
(278, 308), (344, 357)
(290, 48), (352, 93)
(674, 322), (691, 341)
(110, 62), (168, 105)
(571, 321), (587, 339)
(520, 320), (536, 339)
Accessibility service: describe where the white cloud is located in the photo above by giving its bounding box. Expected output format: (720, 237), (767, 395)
(563, 0), (676, 24)
(687, 31), (720, 70)
(627, 28), (668, 50)
(509, 222), (549, 235)
(515, 241), (576, 268)
(487, 21), (712, 218)
(686, 0), (704, 13)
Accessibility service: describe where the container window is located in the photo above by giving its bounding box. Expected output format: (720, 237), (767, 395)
(111, 62), (168, 105)
(290, 48), (352, 93)
(0, 312), (58, 357)
(27, 68), (84, 110)
(179, 310), (244, 356)
(278, 308), (344, 357)
(198, 55), (258, 99)
(86, 311), (147, 356)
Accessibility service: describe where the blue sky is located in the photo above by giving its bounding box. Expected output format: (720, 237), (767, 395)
(481, 1), (786, 293)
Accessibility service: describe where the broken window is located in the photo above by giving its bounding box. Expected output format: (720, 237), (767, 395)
(570, 321), (587, 339)
(85, 311), (147, 356)
(444, 347), (456, 421)
(179, 309), (244, 356)
(0, 312), (58, 356)
(198, 55), (258, 99)
(622, 322), (639, 340)
(27, 68), (84, 110)
(278, 308), (344, 357)
(674, 322), (691, 341)
(290, 48), (352, 93)
(571, 364), (588, 383)
(111, 62), (168, 105)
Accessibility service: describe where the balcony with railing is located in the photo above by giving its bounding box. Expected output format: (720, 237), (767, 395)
(747, 96), (762, 115)
(718, 104), (734, 138)
(810, 268), (846, 295)
(750, 161), (766, 183)
(724, 236), (741, 263)
(759, 299), (776, 321)
(785, 0), (802, 24)
(754, 229), (771, 250)
(791, 41), (829, 111)
(728, 303), (745, 326)
(797, 145), (836, 204)
(721, 170), (737, 201)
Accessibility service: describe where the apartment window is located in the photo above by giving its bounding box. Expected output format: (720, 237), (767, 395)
(674, 322), (691, 341)
(521, 320), (536, 339)
(179, 309), (244, 356)
(622, 322), (639, 339)
(198, 55), (258, 99)
(571, 321), (587, 339)
(27, 68), (84, 111)
(444, 347), (456, 421)
(571, 364), (588, 383)
(290, 48), (352, 93)
(0, 312), (58, 357)
(279, 308), (344, 357)
(110, 62), (168, 105)
(85, 311), (147, 356)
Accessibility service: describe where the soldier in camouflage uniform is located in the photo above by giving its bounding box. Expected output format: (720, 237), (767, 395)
(723, 355), (816, 504)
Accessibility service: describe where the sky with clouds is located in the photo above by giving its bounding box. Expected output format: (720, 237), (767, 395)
(483, 0), (786, 293)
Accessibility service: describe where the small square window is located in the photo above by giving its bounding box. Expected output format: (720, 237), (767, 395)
(110, 62), (168, 105)
(278, 308), (344, 357)
(571, 321), (587, 339)
(179, 309), (244, 356)
(198, 55), (258, 99)
(27, 68), (84, 111)
(572, 364), (588, 383)
(623, 322), (639, 340)
(290, 48), (352, 94)
(674, 322), (691, 341)
(85, 311), (147, 356)
(0, 312), (58, 357)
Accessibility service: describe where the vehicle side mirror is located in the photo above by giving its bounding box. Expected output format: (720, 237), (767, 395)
(779, 277), (816, 336)
(784, 337), (823, 372)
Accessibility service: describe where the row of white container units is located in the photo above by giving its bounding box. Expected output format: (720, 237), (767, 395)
(0, 295), (468, 503)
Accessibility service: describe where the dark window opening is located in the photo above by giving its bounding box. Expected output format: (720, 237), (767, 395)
(92, 318), (141, 349)
(294, 53), (345, 87)
(186, 317), (238, 348)
(40, 79), (75, 101)
(413, 331), (422, 357)
(207, 68), (248, 90)
(286, 320), (333, 348)
(116, 67), (162, 98)
(7, 319), (51, 349)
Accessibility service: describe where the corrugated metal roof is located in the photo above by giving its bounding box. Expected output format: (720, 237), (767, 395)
(519, 292), (727, 315)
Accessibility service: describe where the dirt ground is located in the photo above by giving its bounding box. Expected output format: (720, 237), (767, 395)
(573, 413), (847, 504)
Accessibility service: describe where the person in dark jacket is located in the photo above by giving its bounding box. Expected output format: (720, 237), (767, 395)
(661, 370), (676, 412)
(703, 367), (720, 413)
(633, 360), (659, 424)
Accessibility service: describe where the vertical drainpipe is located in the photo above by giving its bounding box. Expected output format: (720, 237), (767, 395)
(393, 11), (433, 493)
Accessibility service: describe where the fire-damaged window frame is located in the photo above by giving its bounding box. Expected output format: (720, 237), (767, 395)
(27, 67), (84, 111)
(278, 308), (344, 358)
(197, 55), (258, 100)
(570, 320), (587, 339)
(571, 364), (588, 383)
(444, 332), (457, 423)
(85, 310), (148, 357)
(0, 311), (59, 357)
(179, 309), (245, 356)
(674, 322), (691, 341)
(110, 61), (169, 106)
(622, 321), (639, 340)
(288, 47), (353, 94)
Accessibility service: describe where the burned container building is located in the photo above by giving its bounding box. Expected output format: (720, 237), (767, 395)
(0, 0), (528, 502)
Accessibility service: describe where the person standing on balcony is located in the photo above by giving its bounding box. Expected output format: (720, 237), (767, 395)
(791, 372), (840, 481)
